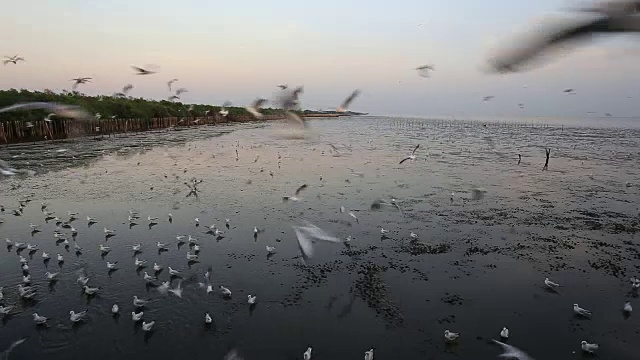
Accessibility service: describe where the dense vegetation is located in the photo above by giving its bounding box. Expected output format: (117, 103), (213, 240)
(0, 89), (284, 122)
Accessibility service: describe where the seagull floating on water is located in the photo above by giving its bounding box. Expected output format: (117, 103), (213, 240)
(133, 296), (148, 307)
(248, 295), (257, 304)
(500, 327), (509, 339)
(220, 286), (232, 297)
(574, 303), (592, 317)
(142, 321), (155, 331)
(131, 311), (143, 321)
(581, 341), (599, 354)
(303, 347), (312, 360)
(544, 277), (560, 289)
(205, 312), (212, 324)
(32, 313), (47, 325)
(69, 310), (88, 322)
(364, 349), (374, 360)
(444, 330), (459, 342)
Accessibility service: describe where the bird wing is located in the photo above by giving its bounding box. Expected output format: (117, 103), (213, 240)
(284, 111), (306, 128)
(131, 66), (146, 74)
(295, 184), (308, 195)
(492, 340), (535, 360)
(399, 157), (412, 164)
(411, 144), (420, 155)
(252, 98), (267, 108)
(293, 226), (314, 259)
(488, 17), (610, 73)
(339, 89), (361, 111)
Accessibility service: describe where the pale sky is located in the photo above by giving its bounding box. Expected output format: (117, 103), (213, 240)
(1, 0), (639, 117)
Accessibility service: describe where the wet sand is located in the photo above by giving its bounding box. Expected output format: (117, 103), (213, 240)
(0, 116), (638, 359)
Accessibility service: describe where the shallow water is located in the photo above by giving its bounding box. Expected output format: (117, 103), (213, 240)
(0, 116), (639, 360)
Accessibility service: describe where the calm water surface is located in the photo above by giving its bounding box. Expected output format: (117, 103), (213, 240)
(0, 117), (639, 360)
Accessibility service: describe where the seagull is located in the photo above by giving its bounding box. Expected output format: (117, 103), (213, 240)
(544, 277), (560, 289)
(133, 296), (148, 307)
(175, 88), (188, 96)
(22, 275), (31, 284)
(57, 254), (64, 262)
(624, 301), (633, 313)
(573, 303), (592, 317)
(416, 64), (435, 77)
(74, 243), (82, 252)
(500, 327), (509, 339)
(245, 98), (268, 119)
(266, 246), (276, 254)
(303, 347), (312, 360)
(0, 102), (92, 120)
(131, 65), (157, 75)
(364, 349), (374, 360)
(45, 272), (59, 281)
(143, 272), (157, 283)
(444, 330), (459, 342)
(71, 77), (92, 90)
(168, 95), (180, 102)
(0, 287), (3, 301)
(186, 252), (198, 261)
(32, 313), (48, 325)
(277, 84), (288, 89)
(220, 286), (232, 297)
(153, 263), (162, 272)
(168, 267), (180, 276)
(83, 285), (99, 295)
(168, 280), (183, 298)
(112, 304), (119, 314)
(248, 295), (257, 304)
(77, 275), (90, 286)
(0, 305), (13, 315)
(3, 55), (25, 65)
(103, 227), (115, 235)
(348, 212), (359, 223)
(148, 215), (158, 224)
(99, 244), (110, 253)
(380, 228), (389, 235)
(142, 321), (155, 331)
(167, 78), (178, 91)
(134, 258), (146, 268)
(488, 1), (640, 73)
(292, 221), (342, 260)
(86, 216), (97, 223)
(21, 263), (29, 272)
(69, 310), (88, 322)
(19, 256), (27, 264)
(132, 244), (142, 252)
(205, 312), (212, 324)
(219, 102), (231, 117)
(284, 111), (306, 129)
(336, 89), (361, 113)
(492, 339), (535, 360)
(283, 184), (308, 202)
(399, 145), (420, 164)
(409, 232), (418, 239)
(631, 277), (640, 289)
(156, 242), (168, 250)
(131, 311), (144, 322)
(107, 261), (118, 270)
(188, 235), (198, 244)
(581, 341), (599, 354)
(482, 95), (495, 102)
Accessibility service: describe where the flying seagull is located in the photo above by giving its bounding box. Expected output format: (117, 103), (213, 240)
(488, 0), (640, 73)
(482, 96), (495, 102)
(292, 221), (342, 261)
(131, 65), (157, 75)
(277, 84), (288, 90)
(337, 89), (361, 113)
(168, 95), (180, 102)
(71, 77), (92, 90)
(399, 144), (420, 164)
(416, 65), (435, 77)
(167, 78), (178, 91)
(3, 55), (25, 65)
(283, 184), (308, 202)
(245, 98), (268, 119)
(175, 88), (188, 96)
(113, 84), (133, 97)
(219, 101), (231, 117)
(284, 111), (306, 128)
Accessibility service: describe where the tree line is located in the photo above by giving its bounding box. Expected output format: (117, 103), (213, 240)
(0, 88), (284, 122)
